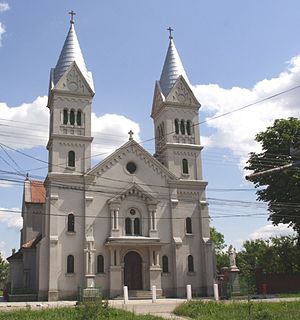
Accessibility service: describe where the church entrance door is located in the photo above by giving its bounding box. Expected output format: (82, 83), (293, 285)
(124, 251), (142, 290)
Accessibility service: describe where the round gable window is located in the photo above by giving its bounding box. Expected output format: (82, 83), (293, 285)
(126, 162), (137, 174)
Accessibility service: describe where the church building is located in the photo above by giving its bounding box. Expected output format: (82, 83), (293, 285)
(8, 14), (215, 301)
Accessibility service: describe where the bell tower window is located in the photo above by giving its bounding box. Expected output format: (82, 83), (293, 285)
(180, 119), (185, 134)
(68, 150), (75, 167)
(63, 109), (68, 124)
(175, 119), (179, 134)
(70, 110), (75, 125)
(186, 120), (192, 135)
(76, 110), (82, 126)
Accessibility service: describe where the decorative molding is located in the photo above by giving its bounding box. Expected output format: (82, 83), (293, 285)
(174, 150), (198, 157)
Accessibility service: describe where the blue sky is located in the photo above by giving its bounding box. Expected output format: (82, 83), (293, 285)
(1, 0), (300, 258)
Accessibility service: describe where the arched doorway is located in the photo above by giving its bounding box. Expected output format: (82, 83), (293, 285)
(124, 251), (142, 290)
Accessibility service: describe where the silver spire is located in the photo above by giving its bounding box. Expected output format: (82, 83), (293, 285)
(53, 14), (93, 88)
(159, 29), (189, 96)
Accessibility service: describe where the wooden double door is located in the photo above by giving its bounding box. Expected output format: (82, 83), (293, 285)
(124, 251), (142, 290)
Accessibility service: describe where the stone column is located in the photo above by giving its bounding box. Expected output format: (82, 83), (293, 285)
(149, 247), (162, 294)
(148, 204), (158, 237)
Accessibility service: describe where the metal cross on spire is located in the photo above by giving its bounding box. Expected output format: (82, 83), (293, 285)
(128, 130), (134, 141)
(69, 10), (76, 24)
(167, 27), (174, 39)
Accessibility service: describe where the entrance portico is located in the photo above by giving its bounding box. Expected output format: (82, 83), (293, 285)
(106, 237), (162, 298)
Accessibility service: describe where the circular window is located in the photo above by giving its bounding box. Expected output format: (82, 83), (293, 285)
(126, 162), (137, 174)
(130, 209), (136, 215)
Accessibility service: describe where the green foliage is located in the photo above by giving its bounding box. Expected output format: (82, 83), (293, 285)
(245, 117), (300, 237)
(0, 252), (8, 289)
(174, 300), (300, 320)
(0, 306), (164, 320)
(237, 236), (300, 275)
(210, 227), (230, 272)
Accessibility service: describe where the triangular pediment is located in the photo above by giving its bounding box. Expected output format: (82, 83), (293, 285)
(108, 182), (157, 205)
(165, 75), (200, 107)
(86, 139), (178, 181)
(151, 81), (165, 118)
(52, 62), (94, 96)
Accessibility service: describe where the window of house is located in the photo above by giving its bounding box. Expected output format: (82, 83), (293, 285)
(68, 150), (75, 167)
(63, 109), (68, 125)
(188, 255), (194, 272)
(175, 119), (179, 134)
(67, 255), (74, 273)
(125, 217), (131, 235)
(97, 255), (104, 273)
(76, 110), (82, 126)
(134, 218), (140, 235)
(182, 159), (189, 174)
(67, 213), (75, 232)
(186, 120), (191, 135)
(161, 122), (165, 137)
(162, 255), (169, 273)
(180, 119), (185, 134)
(186, 217), (192, 234)
(70, 110), (75, 125)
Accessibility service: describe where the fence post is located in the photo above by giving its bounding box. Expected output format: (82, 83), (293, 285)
(186, 284), (192, 301)
(214, 283), (219, 301)
(152, 285), (157, 303)
(123, 286), (128, 304)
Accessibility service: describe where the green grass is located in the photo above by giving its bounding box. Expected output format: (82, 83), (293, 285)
(0, 306), (164, 320)
(174, 300), (300, 320)
(277, 292), (300, 298)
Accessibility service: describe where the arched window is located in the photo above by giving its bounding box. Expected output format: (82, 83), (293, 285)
(68, 150), (75, 167)
(186, 121), (192, 135)
(63, 109), (68, 125)
(76, 110), (82, 126)
(182, 159), (189, 174)
(134, 218), (140, 235)
(70, 110), (75, 125)
(180, 119), (185, 135)
(67, 255), (74, 273)
(161, 122), (165, 137)
(67, 214), (75, 232)
(157, 126), (161, 140)
(125, 217), (131, 235)
(97, 255), (104, 273)
(186, 217), (192, 234)
(188, 255), (194, 272)
(162, 255), (169, 273)
(175, 119), (179, 134)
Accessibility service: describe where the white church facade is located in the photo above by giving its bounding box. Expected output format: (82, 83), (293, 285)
(8, 15), (215, 301)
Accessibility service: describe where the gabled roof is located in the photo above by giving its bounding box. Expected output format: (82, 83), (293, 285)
(86, 139), (178, 180)
(108, 182), (157, 204)
(159, 38), (189, 97)
(52, 21), (93, 89)
(24, 180), (45, 204)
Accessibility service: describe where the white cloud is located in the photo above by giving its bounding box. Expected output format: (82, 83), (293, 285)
(0, 22), (5, 46)
(0, 240), (5, 258)
(249, 223), (295, 240)
(0, 2), (9, 12)
(91, 113), (140, 159)
(0, 97), (140, 159)
(193, 55), (300, 167)
(0, 208), (22, 230)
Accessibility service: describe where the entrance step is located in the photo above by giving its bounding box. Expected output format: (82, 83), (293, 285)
(129, 290), (163, 299)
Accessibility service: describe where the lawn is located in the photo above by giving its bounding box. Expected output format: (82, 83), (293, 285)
(174, 300), (300, 320)
(0, 306), (164, 320)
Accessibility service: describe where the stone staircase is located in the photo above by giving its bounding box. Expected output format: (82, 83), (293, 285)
(116, 290), (163, 300)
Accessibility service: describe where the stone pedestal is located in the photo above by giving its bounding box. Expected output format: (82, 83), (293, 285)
(48, 290), (59, 301)
(149, 266), (162, 291)
(109, 266), (122, 298)
(228, 266), (240, 295)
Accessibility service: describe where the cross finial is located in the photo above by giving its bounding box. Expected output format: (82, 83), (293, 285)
(69, 10), (76, 24)
(128, 130), (134, 141)
(167, 27), (174, 39)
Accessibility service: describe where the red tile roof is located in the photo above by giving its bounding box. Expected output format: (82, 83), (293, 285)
(30, 180), (45, 203)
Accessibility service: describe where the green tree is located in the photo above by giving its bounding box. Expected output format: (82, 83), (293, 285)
(0, 253), (8, 289)
(210, 227), (229, 272)
(245, 118), (300, 239)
